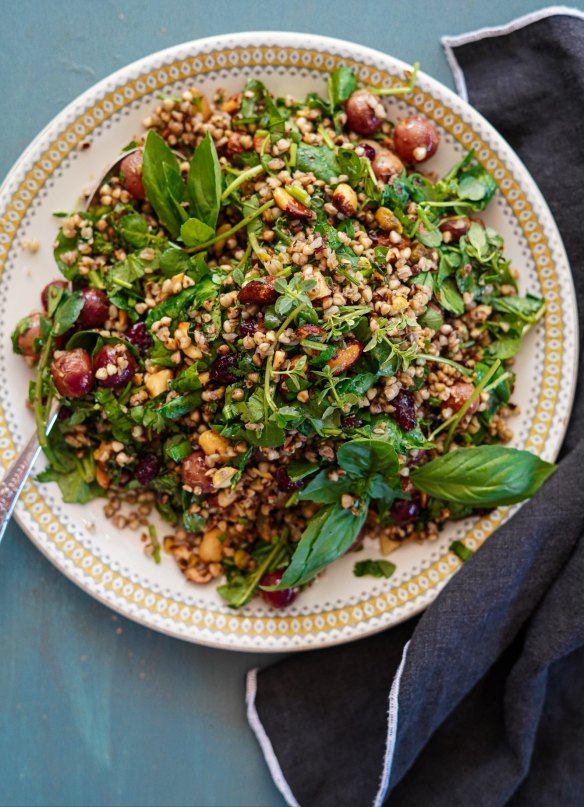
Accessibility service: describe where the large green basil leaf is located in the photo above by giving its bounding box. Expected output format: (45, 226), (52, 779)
(275, 502), (368, 589)
(186, 131), (222, 229)
(410, 446), (555, 506)
(142, 130), (184, 238)
(337, 438), (399, 479)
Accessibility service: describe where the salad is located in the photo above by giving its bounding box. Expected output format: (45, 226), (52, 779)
(11, 65), (555, 608)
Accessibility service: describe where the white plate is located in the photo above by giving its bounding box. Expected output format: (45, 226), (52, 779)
(0, 33), (577, 651)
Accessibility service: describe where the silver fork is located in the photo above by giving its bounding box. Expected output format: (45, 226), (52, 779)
(0, 402), (60, 543)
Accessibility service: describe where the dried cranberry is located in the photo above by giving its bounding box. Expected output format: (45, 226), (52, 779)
(93, 343), (137, 388)
(341, 415), (364, 430)
(393, 390), (417, 431)
(274, 467), (302, 492)
(210, 353), (238, 384)
(125, 321), (153, 353)
(391, 498), (420, 525)
(76, 288), (110, 329)
(135, 454), (161, 485)
(239, 317), (262, 337)
(260, 570), (298, 608)
(41, 280), (69, 310)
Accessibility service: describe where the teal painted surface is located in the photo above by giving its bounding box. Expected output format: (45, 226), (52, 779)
(2, 2), (583, 805)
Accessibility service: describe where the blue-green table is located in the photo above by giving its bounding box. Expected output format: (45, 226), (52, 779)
(3, 2), (582, 805)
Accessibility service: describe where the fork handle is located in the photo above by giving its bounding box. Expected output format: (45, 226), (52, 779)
(0, 429), (43, 544)
(0, 405), (59, 545)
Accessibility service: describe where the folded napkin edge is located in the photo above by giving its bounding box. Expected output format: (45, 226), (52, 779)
(246, 668), (300, 807)
(441, 5), (584, 100)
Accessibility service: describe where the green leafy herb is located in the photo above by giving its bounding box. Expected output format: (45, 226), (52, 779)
(328, 66), (357, 110)
(186, 131), (222, 229)
(353, 559), (396, 579)
(411, 446), (555, 506)
(142, 130), (185, 238)
(296, 144), (341, 183)
(450, 541), (474, 561)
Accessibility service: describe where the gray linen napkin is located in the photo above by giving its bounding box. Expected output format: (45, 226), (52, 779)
(247, 9), (584, 807)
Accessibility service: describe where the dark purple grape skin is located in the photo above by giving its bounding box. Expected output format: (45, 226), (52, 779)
(77, 288), (110, 329)
(125, 321), (153, 353)
(274, 467), (303, 492)
(210, 353), (238, 384)
(93, 343), (137, 388)
(260, 570), (298, 608)
(341, 415), (364, 430)
(41, 279), (69, 310)
(391, 498), (420, 525)
(135, 454), (161, 485)
(50, 349), (94, 398)
(393, 390), (417, 431)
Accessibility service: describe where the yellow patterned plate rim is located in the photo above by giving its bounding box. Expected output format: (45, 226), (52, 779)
(0, 33), (578, 651)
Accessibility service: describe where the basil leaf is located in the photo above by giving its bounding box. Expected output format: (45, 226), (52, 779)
(286, 461), (319, 482)
(142, 130), (184, 238)
(297, 470), (354, 503)
(276, 502), (368, 589)
(337, 438), (399, 479)
(353, 559), (396, 579)
(180, 217), (215, 246)
(242, 421), (285, 448)
(186, 131), (222, 229)
(410, 446), (555, 506)
(366, 474), (401, 504)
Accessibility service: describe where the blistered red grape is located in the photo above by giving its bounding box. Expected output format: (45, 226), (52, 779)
(78, 288), (110, 329)
(120, 150), (145, 201)
(344, 90), (384, 135)
(93, 343), (137, 388)
(371, 149), (404, 182)
(260, 570), (298, 608)
(181, 451), (213, 492)
(16, 313), (43, 360)
(393, 116), (439, 163)
(50, 349), (94, 398)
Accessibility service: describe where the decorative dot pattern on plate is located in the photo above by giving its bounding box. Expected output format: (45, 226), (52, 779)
(0, 33), (577, 651)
